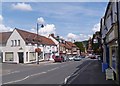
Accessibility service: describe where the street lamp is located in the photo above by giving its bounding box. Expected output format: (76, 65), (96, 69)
(36, 22), (44, 64)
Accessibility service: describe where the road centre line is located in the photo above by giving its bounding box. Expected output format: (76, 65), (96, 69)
(47, 67), (59, 72)
(3, 70), (20, 76)
(3, 76), (30, 84)
(3, 72), (47, 84)
(3, 61), (85, 84)
(3, 67), (60, 84)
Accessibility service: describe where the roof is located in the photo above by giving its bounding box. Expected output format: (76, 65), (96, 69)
(16, 28), (56, 46)
(0, 32), (12, 45)
(59, 43), (65, 47)
(66, 41), (76, 47)
(65, 41), (72, 49)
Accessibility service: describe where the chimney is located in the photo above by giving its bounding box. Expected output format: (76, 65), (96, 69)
(50, 33), (54, 37)
(57, 36), (59, 39)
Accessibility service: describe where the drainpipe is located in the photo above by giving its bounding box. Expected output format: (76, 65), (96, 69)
(116, 0), (120, 84)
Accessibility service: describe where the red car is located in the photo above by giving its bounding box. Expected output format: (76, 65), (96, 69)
(54, 56), (64, 62)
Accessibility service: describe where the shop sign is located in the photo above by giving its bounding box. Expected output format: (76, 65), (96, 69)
(108, 30), (115, 42)
(105, 68), (114, 80)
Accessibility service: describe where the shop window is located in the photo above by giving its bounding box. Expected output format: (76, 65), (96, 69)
(29, 52), (36, 61)
(5, 52), (14, 61)
(111, 46), (117, 71)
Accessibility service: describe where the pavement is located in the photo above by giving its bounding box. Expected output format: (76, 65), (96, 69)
(66, 59), (118, 85)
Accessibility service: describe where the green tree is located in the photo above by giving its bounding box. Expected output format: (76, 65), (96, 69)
(74, 42), (85, 52)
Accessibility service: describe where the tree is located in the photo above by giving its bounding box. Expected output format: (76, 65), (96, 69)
(74, 42), (85, 52)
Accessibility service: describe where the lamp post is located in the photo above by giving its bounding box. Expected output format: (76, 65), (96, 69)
(36, 23), (44, 64)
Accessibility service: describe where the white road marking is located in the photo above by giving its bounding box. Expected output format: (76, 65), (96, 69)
(4, 71), (20, 75)
(30, 72), (47, 77)
(47, 67), (59, 72)
(64, 75), (71, 84)
(61, 64), (68, 68)
(3, 76), (30, 84)
(3, 67), (60, 84)
(3, 72), (47, 84)
(67, 61), (94, 84)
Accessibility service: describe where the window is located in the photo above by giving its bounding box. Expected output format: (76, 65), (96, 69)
(18, 40), (20, 46)
(5, 52), (14, 61)
(26, 52), (28, 61)
(11, 40), (14, 46)
(15, 40), (17, 46)
(29, 52), (36, 61)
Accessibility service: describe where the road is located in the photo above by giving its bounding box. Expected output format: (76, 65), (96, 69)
(2, 58), (92, 85)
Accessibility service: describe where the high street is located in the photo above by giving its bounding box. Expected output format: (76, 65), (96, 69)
(2, 58), (87, 84)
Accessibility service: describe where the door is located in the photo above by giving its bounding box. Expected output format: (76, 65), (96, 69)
(18, 52), (24, 63)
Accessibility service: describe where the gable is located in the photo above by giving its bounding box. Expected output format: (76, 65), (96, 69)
(49, 36), (59, 45)
(6, 29), (25, 47)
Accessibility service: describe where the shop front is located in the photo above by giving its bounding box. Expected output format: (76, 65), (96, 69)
(106, 24), (119, 81)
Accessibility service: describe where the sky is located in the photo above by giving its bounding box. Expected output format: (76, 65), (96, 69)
(0, 1), (108, 41)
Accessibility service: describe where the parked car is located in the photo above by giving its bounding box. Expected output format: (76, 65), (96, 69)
(95, 55), (101, 60)
(69, 56), (75, 61)
(62, 56), (67, 62)
(54, 56), (64, 62)
(73, 56), (82, 61)
(81, 56), (85, 58)
(90, 55), (96, 59)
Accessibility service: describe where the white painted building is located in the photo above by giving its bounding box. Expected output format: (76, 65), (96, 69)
(1, 28), (57, 63)
(49, 34), (80, 58)
(48, 34), (60, 56)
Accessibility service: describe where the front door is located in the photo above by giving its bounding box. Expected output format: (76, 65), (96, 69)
(18, 52), (24, 63)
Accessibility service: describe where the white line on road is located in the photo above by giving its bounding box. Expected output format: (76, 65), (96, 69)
(3, 67), (60, 84)
(61, 64), (68, 68)
(3, 70), (20, 76)
(30, 72), (47, 77)
(3, 71), (47, 84)
(67, 61), (94, 84)
(3, 76), (30, 84)
(47, 67), (59, 72)
(64, 75), (71, 84)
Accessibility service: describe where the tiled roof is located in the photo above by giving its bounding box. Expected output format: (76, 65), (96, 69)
(65, 41), (72, 49)
(16, 28), (56, 45)
(0, 32), (12, 44)
(66, 41), (76, 47)
(59, 43), (65, 47)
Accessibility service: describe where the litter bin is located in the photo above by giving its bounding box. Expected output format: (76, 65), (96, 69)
(102, 63), (108, 72)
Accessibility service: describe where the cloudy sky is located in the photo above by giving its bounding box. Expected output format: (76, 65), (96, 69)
(1, 1), (108, 41)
